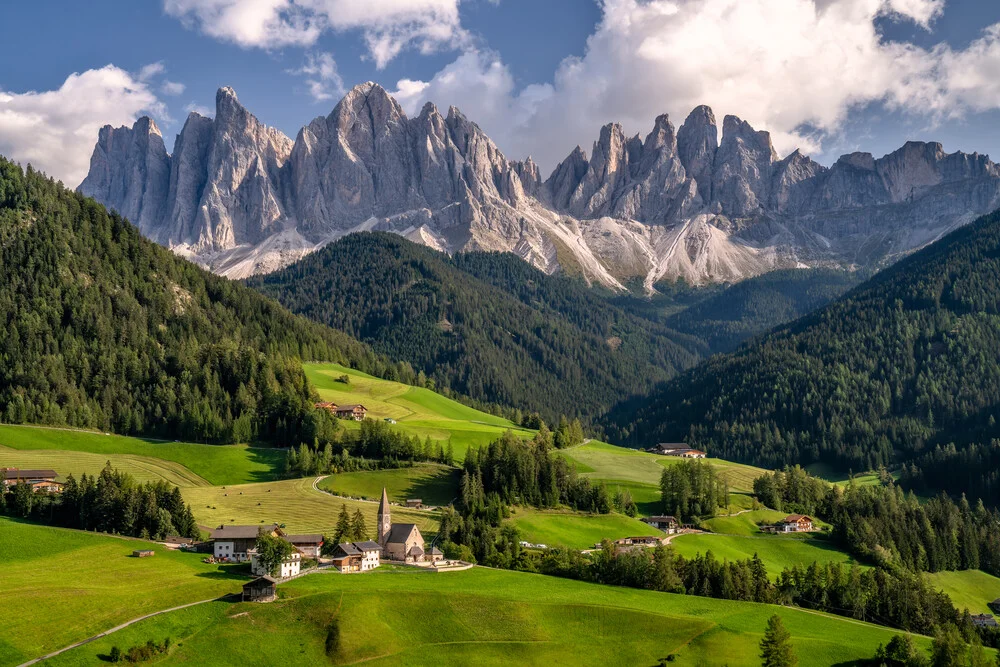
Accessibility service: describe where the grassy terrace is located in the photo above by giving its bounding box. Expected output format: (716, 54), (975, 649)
(44, 567), (933, 667)
(318, 463), (460, 507)
(183, 477), (439, 539)
(0, 424), (282, 486)
(508, 508), (656, 549)
(305, 362), (534, 461)
(671, 533), (863, 578)
(0, 518), (243, 667)
(926, 569), (1000, 615)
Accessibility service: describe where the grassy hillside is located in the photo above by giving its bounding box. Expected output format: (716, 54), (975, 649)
(183, 477), (438, 538)
(926, 570), (1000, 614)
(671, 533), (864, 578)
(0, 424), (282, 486)
(306, 362), (534, 460)
(318, 463), (460, 506)
(0, 518), (242, 666)
(43, 566), (933, 667)
(508, 508), (657, 549)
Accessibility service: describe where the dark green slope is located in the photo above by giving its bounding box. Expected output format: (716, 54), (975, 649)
(247, 232), (704, 424)
(0, 158), (387, 444)
(606, 208), (1000, 474)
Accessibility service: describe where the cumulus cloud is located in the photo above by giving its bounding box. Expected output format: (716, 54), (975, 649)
(0, 65), (164, 186)
(162, 80), (186, 95)
(163, 0), (468, 68)
(393, 0), (1000, 172)
(290, 52), (345, 102)
(184, 102), (214, 117)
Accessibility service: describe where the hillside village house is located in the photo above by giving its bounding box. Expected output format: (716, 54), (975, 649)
(612, 536), (665, 552)
(210, 524), (284, 562)
(377, 488), (443, 564)
(330, 541), (382, 572)
(763, 515), (815, 533)
(242, 576), (277, 603)
(285, 534), (324, 558)
(249, 549), (301, 579)
(2, 468), (60, 491)
(642, 516), (680, 534)
(336, 404), (367, 421)
(647, 444), (706, 458)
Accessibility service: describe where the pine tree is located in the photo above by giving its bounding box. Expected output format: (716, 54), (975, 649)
(333, 504), (351, 544)
(759, 615), (797, 667)
(350, 509), (367, 541)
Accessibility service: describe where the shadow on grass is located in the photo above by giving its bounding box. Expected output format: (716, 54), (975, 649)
(194, 563), (253, 581)
(402, 468), (461, 507)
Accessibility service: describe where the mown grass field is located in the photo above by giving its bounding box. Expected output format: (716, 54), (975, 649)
(508, 508), (657, 549)
(45, 566), (935, 667)
(671, 533), (864, 578)
(0, 444), (210, 487)
(318, 463), (460, 506)
(305, 363), (534, 461)
(926, 569), (1000, 614)
(0, 518), (244, 667)
(0, 425), (282, 486)
(184, 477), (439, 539)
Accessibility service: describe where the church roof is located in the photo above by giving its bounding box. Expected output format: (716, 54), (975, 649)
(378, 487), (389, 516)
(385, 523), (421, 545)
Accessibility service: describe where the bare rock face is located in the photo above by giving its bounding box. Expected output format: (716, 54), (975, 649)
(80, 84), (1000, 288)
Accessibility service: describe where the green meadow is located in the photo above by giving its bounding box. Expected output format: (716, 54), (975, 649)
(0, 518), (242, 667)
(508, 507), (656, 549)
(0, 424), (282, 486)
(925, 569), (1000, 615)
(305, 363), (535, 461)
(318, 463), (460, 507)
(183, 477), (439, 539)
(44, 566), (934, 667)
(671, 533), (864, 577)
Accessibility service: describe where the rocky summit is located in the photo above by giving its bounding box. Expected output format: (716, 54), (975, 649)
(80, 83), (1000, 286)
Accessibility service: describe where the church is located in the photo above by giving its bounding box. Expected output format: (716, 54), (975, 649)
(377, 488), (443, 563)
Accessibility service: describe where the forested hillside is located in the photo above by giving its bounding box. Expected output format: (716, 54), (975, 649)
(248, 233), (704, 424)
(0, 158), (392, 444)
(607, 208), (1000, 485)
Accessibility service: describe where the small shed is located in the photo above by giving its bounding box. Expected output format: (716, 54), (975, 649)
(405, 499), (423, 509)
(132, 549), (155, 558)
(242, 576), (278, 602)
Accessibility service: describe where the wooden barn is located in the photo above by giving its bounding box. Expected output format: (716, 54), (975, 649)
(242, 576), (277, 602)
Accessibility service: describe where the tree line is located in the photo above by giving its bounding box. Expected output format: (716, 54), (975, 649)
(0, 462), (198, 540)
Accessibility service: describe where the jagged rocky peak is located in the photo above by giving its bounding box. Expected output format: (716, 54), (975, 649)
(545, 145), (589, 209)
(711, 114), (780, 217)
(513, 156), (542, 197)
(677, 105), (717, 202)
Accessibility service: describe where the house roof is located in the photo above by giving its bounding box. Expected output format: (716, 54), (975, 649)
(355, 540), (381, 551)
(385, 523), (421, 545)
(643, 516), (678, 523)
(429, 546), (443, 555)
(408, 545), (425, 556)
(210, 524), (279, 540)
(783, 515), (812, 522)
(337, 404), (366, 411)
(3, 469), (57, 480)
(285, 534), (323, 544)
(244, 575), (277, 587)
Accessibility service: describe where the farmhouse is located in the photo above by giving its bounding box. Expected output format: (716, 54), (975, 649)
(613, 536), (664, 552)
(2, 468), (59, 490)
(763, 515), (815, 533)
(642, 516), (680, 534)
(330, 541), (382, 573)
(377, 487), (433, 563)
(210, 524), (284, 562)
(242, 576), (277, 602)
(336, 404), (368, 421)
(314, 401), (338, 413)
(285, 534), (324, 558)
(647, 444), (706, 458)
(972, 614), (998, 629)
(405, 499), (423, 509)
(249, 549), (301, 579)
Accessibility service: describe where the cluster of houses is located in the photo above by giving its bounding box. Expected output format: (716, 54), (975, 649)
(314, 402), (368, 421)
(1, 468), (63, 493)
(235, 487), (445, 601)
(647, 443), (707, 458)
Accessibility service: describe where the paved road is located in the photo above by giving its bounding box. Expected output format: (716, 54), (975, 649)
(16, 596), (229, 667)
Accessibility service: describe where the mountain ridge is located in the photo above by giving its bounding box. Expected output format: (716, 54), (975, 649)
(80, 82), (1000, 287)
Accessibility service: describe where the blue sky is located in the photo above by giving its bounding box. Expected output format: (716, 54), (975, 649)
(1, 0), (999, 186)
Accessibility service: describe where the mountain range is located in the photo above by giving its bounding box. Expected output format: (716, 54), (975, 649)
(79, 83), (1000, 287)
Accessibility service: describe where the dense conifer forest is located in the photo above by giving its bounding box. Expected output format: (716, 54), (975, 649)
(0, 158), (394, 445)
(248, 232), (704, 424)
(608, 209), (1000, 492)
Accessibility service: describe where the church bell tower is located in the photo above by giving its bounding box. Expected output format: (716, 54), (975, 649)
(377, 487), (391, 548)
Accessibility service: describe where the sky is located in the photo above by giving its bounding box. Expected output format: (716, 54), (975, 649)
(2, 0), (1000, 187)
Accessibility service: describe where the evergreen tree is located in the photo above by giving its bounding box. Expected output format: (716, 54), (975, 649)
(350, 509), (367, 541)
(760, 615), (797, 667)
(333, 504), (351, 544)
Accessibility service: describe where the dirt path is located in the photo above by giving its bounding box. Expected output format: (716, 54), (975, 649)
(16, 596), (228, 667)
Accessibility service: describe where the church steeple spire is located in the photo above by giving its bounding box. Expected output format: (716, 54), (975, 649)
(377, 487), (391, 548)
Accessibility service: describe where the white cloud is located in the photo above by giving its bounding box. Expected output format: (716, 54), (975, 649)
(0, 65), (164, 186)
(184, 102), (214, 117)
(162, 80), (186, 96)
(138, 61), (167, 81)
(392, 0), (1000, 172)
(290, 52), (345, 102)
(163, 0), (468, 68)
